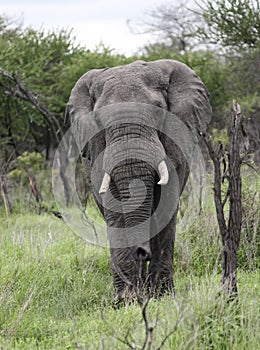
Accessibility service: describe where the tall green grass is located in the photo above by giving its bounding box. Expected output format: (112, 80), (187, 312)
(0, 213), (259, 349)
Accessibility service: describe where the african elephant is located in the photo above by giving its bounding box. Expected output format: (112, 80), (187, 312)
(66, 59), (212, 304)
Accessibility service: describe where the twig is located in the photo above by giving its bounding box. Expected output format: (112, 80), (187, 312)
(100, 309), (137, 349)
(64, 279), (83, 350)
(203, 134), (228, 236)
(81, 208), (99, 243)
(156, 296), (186, 350)
(111, 262), (183, 350)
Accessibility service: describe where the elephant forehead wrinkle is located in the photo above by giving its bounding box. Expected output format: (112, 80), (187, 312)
(106, 123), (156, 142)
(96, 104), (159, 130)
(116, 159), (155, 174)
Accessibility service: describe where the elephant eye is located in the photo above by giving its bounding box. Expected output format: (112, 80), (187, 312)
(155, 101), (163, 108)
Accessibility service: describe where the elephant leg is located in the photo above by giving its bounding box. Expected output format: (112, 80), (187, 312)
(148, 213), (177, 297)
(103, 181), (144, 304)
(110, 246), (146, 305)
(148, 161), (189, 297)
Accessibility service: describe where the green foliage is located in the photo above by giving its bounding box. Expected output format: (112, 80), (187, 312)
(211, 128), (228, 146)
(8, 151), (44, 183)
(140, 1), (260, 129)
(175, 167), (260, 275)
(238, 168), (260, 270)
(0, 16), (131, 164)
(197, 0), (260, 127)
(223, 47), (260, 119)
(200, 0), (260, 49)
(0, 17), (77, 161)
(4, 151), (56, 214)
(0, 9), (259, 349)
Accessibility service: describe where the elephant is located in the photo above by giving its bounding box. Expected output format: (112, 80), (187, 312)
(66, 59), (212, 304)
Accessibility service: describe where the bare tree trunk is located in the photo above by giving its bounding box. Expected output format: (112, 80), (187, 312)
(203, 100), (243, 299)
(223, 101), (242, 295)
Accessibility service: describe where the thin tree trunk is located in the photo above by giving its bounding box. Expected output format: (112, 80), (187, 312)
(202, 100), (243, 299)
(222, 101), (242, 295)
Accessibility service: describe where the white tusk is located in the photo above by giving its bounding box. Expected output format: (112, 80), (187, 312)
(99, 172), (111, 194)
(157, 160), (169, 185)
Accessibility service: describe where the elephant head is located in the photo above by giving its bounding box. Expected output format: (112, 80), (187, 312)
(98, 104), (171, 261)
(98, 106), (169, 195)
(66, 59), (212, 303)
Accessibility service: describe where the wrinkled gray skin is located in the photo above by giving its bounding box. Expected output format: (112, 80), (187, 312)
(66, 59), (212, 303)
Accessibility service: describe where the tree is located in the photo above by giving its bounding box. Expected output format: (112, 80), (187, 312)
(197, 0), (260, 148)
(0, 16), (133, 210)
(203, 101), (243, 297)
(0, 17), (129, 166)
(0, 16), (80, 164)
(198, 0), (260, 49)
(128, 1), (203, 53)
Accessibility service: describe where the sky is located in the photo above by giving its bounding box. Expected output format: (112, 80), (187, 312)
(0, 0), (169, 56)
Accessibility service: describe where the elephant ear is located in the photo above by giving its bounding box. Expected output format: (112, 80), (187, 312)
(159, 59), (212, 138)
(154, 60), (212, 193)
(65, 69), (102, 142)
(65, 69), (106, 213)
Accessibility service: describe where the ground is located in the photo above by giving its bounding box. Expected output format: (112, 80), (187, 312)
(0, 213), (259, 349)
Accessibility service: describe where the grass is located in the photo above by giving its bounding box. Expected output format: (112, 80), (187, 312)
(0, 213), (259, 349)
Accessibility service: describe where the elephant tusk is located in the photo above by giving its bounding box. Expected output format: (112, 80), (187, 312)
(157, 160), (169, 185)
(99, 172), (111, 194)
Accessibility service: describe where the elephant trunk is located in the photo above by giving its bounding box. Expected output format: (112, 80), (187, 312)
(116, 165), (155, 261)
(101, 122), (168, 260)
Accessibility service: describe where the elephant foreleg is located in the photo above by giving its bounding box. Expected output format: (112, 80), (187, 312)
(110, 246), (147, 305)
(148, 213), (177, 297)
(103, 181), (147, 305)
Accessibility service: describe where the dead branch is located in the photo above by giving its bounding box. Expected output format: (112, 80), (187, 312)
(202, 100), (243, 298)
(0, 68), (73, 207)
(110, 262), (183, 349)
(81, 208), (99, 243)
(0, 68), (63, 145)
(28, 171), (42, 203)
(203, 135), (228, 238)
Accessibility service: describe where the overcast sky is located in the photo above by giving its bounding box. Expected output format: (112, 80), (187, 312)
(0, 0), (171, 56)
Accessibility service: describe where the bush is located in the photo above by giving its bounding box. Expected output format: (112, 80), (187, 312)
(6, 152), (54, 213)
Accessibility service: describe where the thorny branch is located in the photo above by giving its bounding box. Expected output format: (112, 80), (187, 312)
(203, 134), (228, 237)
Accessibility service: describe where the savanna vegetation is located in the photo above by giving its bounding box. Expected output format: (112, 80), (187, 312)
(0, 0), (259, 348)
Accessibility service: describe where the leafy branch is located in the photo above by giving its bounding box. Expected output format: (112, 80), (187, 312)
(0, 68), (63, 145)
